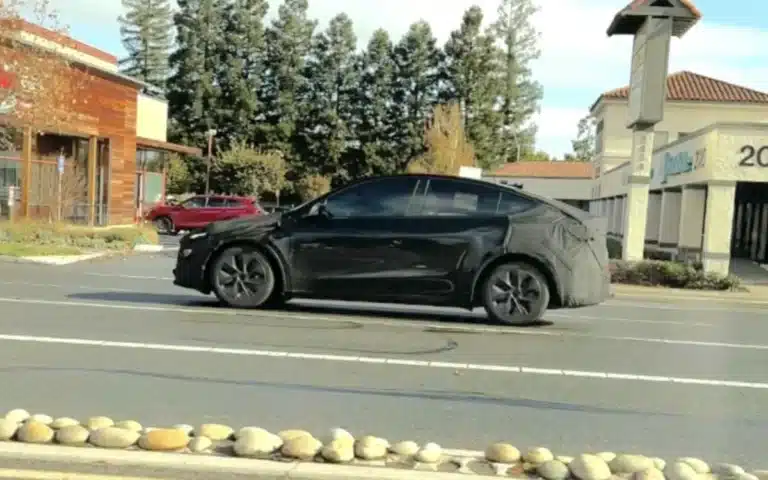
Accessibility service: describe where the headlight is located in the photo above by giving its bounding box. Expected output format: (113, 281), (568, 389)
(188, 231), (207, 240)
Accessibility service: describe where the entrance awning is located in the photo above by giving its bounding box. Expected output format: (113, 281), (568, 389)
(136, 137), (201, 156)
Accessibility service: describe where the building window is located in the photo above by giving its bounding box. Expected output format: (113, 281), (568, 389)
(595, 120), (604, 154)
(136, 148), (166, 173)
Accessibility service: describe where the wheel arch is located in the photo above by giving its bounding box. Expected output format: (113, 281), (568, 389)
(470, 252), (562, 308)
(203, 239), (289, 297)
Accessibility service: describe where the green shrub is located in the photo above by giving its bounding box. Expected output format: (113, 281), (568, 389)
(0, 221), (159, 251)
(610, 259), (741, 291)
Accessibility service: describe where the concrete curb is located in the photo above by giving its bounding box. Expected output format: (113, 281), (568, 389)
(0, 443), (476, 480)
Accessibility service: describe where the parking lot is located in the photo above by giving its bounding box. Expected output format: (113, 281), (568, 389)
(0, 250), (766, 467)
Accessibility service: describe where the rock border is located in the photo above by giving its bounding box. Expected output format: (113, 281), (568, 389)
(0, 409), (764, 480)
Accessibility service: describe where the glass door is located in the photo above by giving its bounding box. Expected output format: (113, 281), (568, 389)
(95, 139), (110, 225)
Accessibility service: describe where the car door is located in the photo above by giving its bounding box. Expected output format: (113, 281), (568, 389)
(171, 196), (207, 229)
(405, 177), (535, 298)
(286, 176), (425, 299)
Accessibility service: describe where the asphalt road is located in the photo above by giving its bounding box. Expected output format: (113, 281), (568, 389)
(0, 250), (767, 468)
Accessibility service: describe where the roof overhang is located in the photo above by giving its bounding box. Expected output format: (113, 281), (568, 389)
(137, 137), (202, 156)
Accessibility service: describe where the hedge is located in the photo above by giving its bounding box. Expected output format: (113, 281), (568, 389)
(0, 221), (159, 252)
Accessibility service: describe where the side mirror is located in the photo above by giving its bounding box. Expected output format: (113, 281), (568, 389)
(307, 203), (331, 219)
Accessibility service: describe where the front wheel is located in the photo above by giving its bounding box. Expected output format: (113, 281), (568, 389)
(154, 216), (176, 235)
(481, 262), (550, 326)
(210, 245), (276, 309)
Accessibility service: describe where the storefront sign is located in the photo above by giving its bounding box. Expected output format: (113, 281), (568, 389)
(738, 145), (768, 167)
(660, 148), (705, 184)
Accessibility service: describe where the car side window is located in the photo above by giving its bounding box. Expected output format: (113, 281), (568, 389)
(421, 178), (536, 216)
(324, 177), (419, 218)
(207, 197), (228, 207)
(182, 196), (206, 208)
(225, 199), (241, 207)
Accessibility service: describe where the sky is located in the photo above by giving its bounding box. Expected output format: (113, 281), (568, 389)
(34, 0), (768, 158)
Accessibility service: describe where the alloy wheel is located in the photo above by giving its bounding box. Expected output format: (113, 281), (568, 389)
(213, 247), (274, 308)
(483, 263), (549, 325)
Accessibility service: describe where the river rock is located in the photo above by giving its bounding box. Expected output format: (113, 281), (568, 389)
(28, 414), (53, 425)
(85, 416), (114, 431)
(525, 447), (555, 464)
(196, 423), (233, 441)
(114, 420), (143, 432)
(652, 458), (666, 471)
(322, 438), (355, 463)
(679, 457), (710, 474)
(5, 408), (29, 423)
(0, 419), (18, 440)
(354, 436), (388, 460)
(712, 463), (745, 477)
(485, 442), (521, 463)
(278, 429), (312, 442)
(610, 454), (654, 474)
(320, 427), (354, 445)
(570, 454), (612, 480)
(55, 425), (90, 445)
(233, 428), (282, 457)
(50, 417), (79, 429)
(632, 467), (666, 480)
(138, 428), (189, 451)
(17, 421), (54, 443)
(538, 460), (571, 480)
(415, 442), (442, 463)
(88, 427), (140, 448)
(281, 435), (322, 460)
(557, 456), (574, 464)
(188, 436), (213, 453)
(172, 424), (194, 436)
(389, 440), (420, 457)
(597, 452), (617, 462)
(664, 461), (699, 480)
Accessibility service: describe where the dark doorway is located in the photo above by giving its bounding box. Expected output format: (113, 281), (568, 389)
(731, 182), (768, 263)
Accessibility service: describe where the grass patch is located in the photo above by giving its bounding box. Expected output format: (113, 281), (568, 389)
(0, 220), (159, 253)
(0, 242), (83, 257)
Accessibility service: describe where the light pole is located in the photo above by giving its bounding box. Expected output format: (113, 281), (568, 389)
(204, 129), (216, 195)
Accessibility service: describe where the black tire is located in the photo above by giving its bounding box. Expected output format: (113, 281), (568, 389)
(481, 261), (550, 326)
(154, 216), (175, 235)
(210, 245), (276, 309)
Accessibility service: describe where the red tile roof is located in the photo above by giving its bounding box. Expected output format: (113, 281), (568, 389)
(595, 71), (768, 109)
(489, 162), (595, 179)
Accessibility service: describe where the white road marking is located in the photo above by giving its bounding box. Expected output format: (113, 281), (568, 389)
(0, 332), (766, 390)
(84, 273), (174, 280)
(0, 296), (765, 351)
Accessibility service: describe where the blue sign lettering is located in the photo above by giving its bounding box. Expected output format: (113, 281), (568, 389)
(659, 148), (705, 184)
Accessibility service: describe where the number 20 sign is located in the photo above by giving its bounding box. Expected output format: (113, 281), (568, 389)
(739, 145), (768, 167)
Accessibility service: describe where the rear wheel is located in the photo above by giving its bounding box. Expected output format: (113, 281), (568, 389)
(481, 261), (550, 326)
(154, 216), (175, 235)
(211, 245), (275, 308)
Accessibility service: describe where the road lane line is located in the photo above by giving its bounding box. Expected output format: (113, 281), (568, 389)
(0, 332), (766, 390)
(84, 273), (173, 280)
(1, 296), (767, 351)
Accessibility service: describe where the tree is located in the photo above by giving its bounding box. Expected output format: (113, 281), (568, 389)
(215, 140), (287, 199)
(252, 149), (287, 205)
(571, 114), (597, 161)
(259, 0), (316, 158)
(118, 0), (174, 86)
(295, 174), (330, 202)
(407, 103), (476, 175)
(391, 21), (443, 170)
(0, 0), (92, 133)
(295, 13), (358, 184)
(165, 153), (193, 194)
(491, 0), (543, 163)
(521, 150), (551, 162)
(216, 0), (269, 147)
(442, 6), (501, 169)
(166, 0), (226, 147)
(350, 28), (398, 177)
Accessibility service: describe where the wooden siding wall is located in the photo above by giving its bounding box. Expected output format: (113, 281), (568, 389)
(0, 41), (140, 224)
(64, 67), (139, 225)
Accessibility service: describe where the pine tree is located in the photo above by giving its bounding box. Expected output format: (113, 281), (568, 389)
(491, 0), (543, 163)
(259, 0), (316, 158)
(442, 5), (502, 169)
(217, 0), (269, 147)
(391, 21), (443, 170)
(350, 28), (398, 176)
(295, 13), (358, 183)
(118, 0), (173, 86)
(166, 0), (226, 147)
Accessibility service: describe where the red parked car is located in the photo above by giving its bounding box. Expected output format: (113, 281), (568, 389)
(146, 194), (262, 235)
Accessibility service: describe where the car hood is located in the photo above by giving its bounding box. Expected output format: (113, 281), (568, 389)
(205, 213), (282, 237)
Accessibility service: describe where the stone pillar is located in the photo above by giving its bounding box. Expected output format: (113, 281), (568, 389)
(621, 129), (654, 261)
(701, 181), (737, 275)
